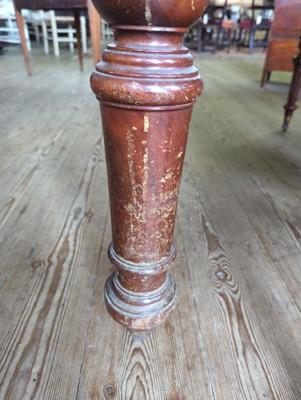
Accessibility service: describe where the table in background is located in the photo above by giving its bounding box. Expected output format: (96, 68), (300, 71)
(13, 0), (101, 75)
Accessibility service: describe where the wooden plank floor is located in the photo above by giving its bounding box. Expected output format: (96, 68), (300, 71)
(0, 46), (301, 400)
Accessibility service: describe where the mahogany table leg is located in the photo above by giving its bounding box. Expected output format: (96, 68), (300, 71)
(74, 10), (83, 72)
(87, 0), (101, 65)
(91, 0), (208, 337)
(283, 31), (301, 131)
(14, 6), (31, 76)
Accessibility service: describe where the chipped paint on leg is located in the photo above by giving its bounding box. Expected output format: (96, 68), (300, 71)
(145, 0), (152, 26)
(144, 114), (150, 133)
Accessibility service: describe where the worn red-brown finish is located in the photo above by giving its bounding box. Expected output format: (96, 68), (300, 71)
(283, 31), (301, 131)
(91, 0), (208, 337)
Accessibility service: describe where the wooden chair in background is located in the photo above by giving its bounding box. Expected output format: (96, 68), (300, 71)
(197, 1), (229, 53)
(236, 0), (274, 53)
(236, 17), (272, 52)
(101, 19), (113, 43)
(23, 9), (88, 56)
(43, 10), (88, 56)
(220, 18), (236, 52)
(261, 0), (301, 86)
(22, 10), (48, 51)
(0, 1), (31, 49)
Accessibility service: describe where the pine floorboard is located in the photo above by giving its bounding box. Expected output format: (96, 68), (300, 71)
(0, 46), (300, 399)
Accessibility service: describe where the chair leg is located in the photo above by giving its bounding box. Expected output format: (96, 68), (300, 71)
(213, 26), (221, 54)
(40, 12), (49, 55)
(74, 10), (83, 71)
(50, 11), (60, 57)
(68, 23), (74, 52)
(248, 28), (254, 54)
(226, 29), (232, 53)
(236, 28), (242, 52)
(23, 16), (31, 51)
(197, 23), (202, 52)
(283, 34), (301, 131)
(33, 24), (40, 43)
(80, 15), (87, 54)
(260, 68), (267, 87)
(88, 0), (101, 65)
(262, 29), (269, 53)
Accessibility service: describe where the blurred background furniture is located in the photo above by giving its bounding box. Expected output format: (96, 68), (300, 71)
(0, 0), (30, 49)
(22, 9), (88, 56)
(101, 19), (113, 43)
(261, 0), (301, 86)
(185, 0), (237, 53)
(220, 18), (236, 52)
(13, 0), (101, 75)
(185, 0), (274, 54)
(283, 30), (301, 131)
(197, 1), (229, 53)
(42, 10), (88, 56)
(236, 0), (274, 53)
(22, 10), (47, 51)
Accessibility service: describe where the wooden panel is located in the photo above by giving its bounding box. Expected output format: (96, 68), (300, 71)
(265, 40), (300, 71)
(272, 0), (301, 39)
(261, 0), (301, 82)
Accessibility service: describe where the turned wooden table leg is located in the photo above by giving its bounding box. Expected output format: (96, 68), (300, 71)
(91, 0), (208, 337)
(283, 31), (301, 132)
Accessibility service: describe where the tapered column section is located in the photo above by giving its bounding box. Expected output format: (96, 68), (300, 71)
(91, 0), (208, 336)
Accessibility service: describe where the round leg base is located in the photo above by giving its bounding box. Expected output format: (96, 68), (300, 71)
(104, 272), (177, 336)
